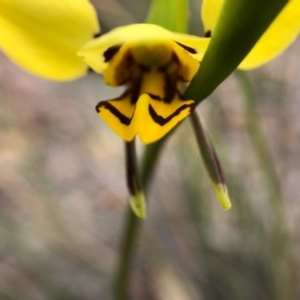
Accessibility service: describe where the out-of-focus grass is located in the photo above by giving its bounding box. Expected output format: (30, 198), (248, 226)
(172, 40), (300, 299)
(0, 0), (300, 299)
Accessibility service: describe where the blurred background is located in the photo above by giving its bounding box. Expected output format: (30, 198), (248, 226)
(0, 0), (300, 299)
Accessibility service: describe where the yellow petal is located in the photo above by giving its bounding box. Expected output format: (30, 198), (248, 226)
(102, 44), (131, 87)
(137, 68), (195, 142)
(86, 25), (201, 143)
(172, 42), (200, 81)
(0, 0), (99, 81)
(96, 91), (137, 142)
(136, 94), (194, 144)
(240, 0), (300, 69)
(97, 69), (195, 144)
(201, 0), (224, 35)
(201, 0), (300, 69)
(169, 32), (210, 62)
(78, 23), (209, 73)
(102, 41), (174, 86)
(78, 24), (172, 73)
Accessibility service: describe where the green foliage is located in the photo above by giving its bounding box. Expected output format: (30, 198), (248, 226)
(146, 0), (188, 32)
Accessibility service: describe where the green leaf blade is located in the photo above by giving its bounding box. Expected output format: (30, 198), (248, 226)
(146, 0), (188, 33)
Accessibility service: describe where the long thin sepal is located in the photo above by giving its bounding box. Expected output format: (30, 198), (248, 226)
(125, 141), (147, 219)
(190, 111), (231, 210)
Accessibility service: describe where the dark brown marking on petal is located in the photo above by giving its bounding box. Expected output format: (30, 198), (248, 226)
(103, 45), (122, 62)
(158, 64), (167, 73)
(139, 64), (151, 72)
(113, 52), (136, 86)
(157, 53), (180, 104)
(129, 77), (142, 105)
(158, 52), (180, 73)
(175, 41), (197, 54)
(95, 101), (134, 126)
(205, 30), (212, 38)
(148, 102), (195, 126)
(164, 63), (178, 103)
(164, 75), (176, 104)
(147, 93), (162, 101)
(93, 32), (101, 38)
(87, 67), (95, 73)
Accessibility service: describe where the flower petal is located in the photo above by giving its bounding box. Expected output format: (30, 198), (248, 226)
(136, 70), (195, 143)
(201, 0), (300, 69)
(96, 91), (137, 142)
(100, 40), (200, 87)
(172, 42), (200, 81)
(86, 24), (201, 143)
(78, 23), (209, 73)
(78, 24), (173, 73)
(136, 94), (194, 144)
(240, 0), (300, 69)
(172, 34), (210, 61)
(201, 0), (224, 36)
(0, 0), (99, 80)
(96, 68), (195, 144)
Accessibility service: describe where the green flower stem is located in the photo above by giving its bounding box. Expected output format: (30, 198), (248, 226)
(115, 140), (166, 300)
(114, 208), (139, 300)
(235, 70), (296, 300)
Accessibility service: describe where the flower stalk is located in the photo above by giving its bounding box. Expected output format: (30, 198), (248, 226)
(115, 139), (165, 299)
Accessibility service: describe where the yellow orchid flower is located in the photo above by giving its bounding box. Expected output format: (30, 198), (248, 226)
(0, 0), (100, 80)
(0, 1), (210, 218)
(78, 23), (210, 143)
(201, 0), (300, 69)
(2, 0), (298, 144)
(0, 1), (210, 144)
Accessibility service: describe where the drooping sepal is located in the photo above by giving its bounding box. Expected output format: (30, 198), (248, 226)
(190, 111), (231, 210)
(129, 193), (146, 220)
(125, 141), (147, 219)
